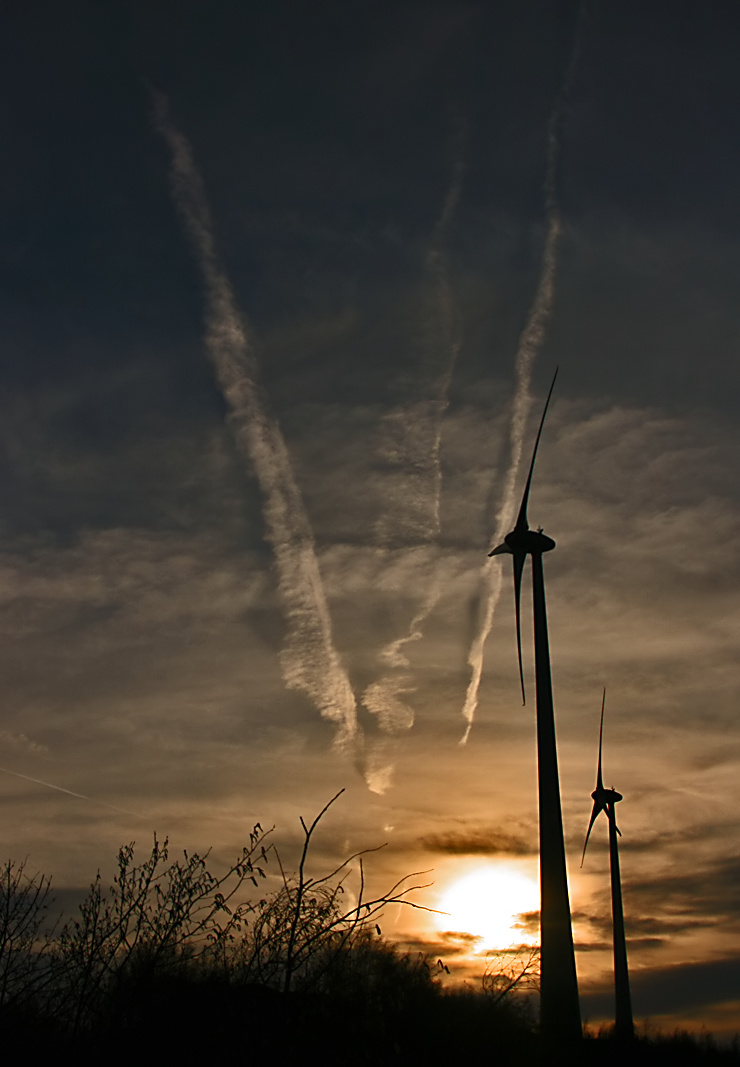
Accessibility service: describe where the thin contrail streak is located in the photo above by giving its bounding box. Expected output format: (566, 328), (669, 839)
(0, 766), (145, 818)
(362, 129), (465, 755)
(373, 125), (465, 552)
(421, 131), (466, 542)
(153, 94), (359, 757)
(460, 7), (585, 743)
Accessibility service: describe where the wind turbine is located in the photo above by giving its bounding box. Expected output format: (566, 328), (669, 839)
(581, 690), (634, 1041)
(489, 369), (582, 1045)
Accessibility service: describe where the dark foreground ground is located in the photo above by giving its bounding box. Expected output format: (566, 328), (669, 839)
(1, 971), (738, 1067)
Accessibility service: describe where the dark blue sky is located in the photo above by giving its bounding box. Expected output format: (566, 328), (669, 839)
(6, 0), (740, 408)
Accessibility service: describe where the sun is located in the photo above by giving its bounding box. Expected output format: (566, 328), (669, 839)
(437, 864), (540, 952)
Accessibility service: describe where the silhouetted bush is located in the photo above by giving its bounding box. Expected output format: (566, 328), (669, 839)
(48, 824), (271, 1035)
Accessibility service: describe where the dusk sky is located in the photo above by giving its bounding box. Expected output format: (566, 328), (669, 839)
(3, 0), (740, 1038)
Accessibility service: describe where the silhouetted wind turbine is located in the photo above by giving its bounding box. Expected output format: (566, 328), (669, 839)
(489, 368), (582, 1045)
(581, 690), (634, 1041)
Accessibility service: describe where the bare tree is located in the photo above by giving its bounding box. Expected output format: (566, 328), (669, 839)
(52, 824), (271, 1033)
(230, 790), (435, 994)
(0, 858), (56, 1013)
(481, 944), (540, 1007)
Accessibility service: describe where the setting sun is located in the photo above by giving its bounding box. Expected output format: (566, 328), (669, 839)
(437, 865), (540, 952)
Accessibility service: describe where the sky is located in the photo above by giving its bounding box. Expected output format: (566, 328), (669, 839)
(3, 0), (740, 1039)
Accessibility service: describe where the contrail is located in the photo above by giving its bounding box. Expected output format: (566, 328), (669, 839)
(0, 766), (145, 819)
(373, 123), (465, 552)
(153, 95), (359, 757)
(460, 6), (585, 743)
(423, 121), (466, 539)
(361, 126), (465, 756)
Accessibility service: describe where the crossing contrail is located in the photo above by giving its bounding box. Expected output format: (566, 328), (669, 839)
(361, 127), (465, 760)
(153, 94), (360, 758)
(0, 766), (145, 819)
(460, 6), (585, 743)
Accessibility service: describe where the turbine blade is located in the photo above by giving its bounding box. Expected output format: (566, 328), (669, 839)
(488, 541), (513, 557)
(596, 687), (606, 791)
(581, 799), (602, 867)
(513, 550), (526, 704)
(514, 367), (559, 533)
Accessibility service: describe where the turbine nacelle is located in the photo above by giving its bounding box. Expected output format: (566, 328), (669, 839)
(493, 528), (556, 556)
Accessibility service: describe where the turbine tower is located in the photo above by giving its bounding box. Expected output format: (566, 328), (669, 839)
(581, 690), (634, 1041)
(489, 369), (582, 1045)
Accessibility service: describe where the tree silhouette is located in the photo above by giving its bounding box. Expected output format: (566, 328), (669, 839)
(0, 858), (56, 1013)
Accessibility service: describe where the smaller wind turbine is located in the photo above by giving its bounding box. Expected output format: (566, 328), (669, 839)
(582, 690), (634, 1041)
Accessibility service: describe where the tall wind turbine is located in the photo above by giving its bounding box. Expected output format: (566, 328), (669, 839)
(489, 369), (582, 1044)
(581, 690), (634, 1041)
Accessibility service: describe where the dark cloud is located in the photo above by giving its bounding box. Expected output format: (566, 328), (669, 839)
(626, 854), (740, 927)
(394, 934), (477, 960)
(576, 936), (666, 954)
(573, 906), (713, 944)
(622, 820), (738, 854)
(582, 956), (740, 1020)
(512, 910), (540, 935)
(419, 828), (535, 856)
(439, 930), (483, 945)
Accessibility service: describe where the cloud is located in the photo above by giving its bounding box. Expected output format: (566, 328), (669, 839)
(512, 910), (540, 934)
(419, 828), (534, 856)
(0, 528), (272, 637)
(0, 731), (48, 756)
(439, 930), (482, 945)
(625, 854), (740, 928)
(575, 905), (711, 945)
(582, 956), (740, 1019)
(395, 932), (482, 959)
(621, 820), (738, 856)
